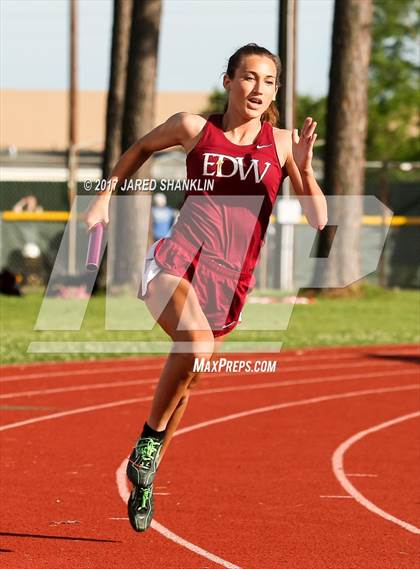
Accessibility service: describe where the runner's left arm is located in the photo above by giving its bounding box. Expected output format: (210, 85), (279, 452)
(281, 118), (328, 231)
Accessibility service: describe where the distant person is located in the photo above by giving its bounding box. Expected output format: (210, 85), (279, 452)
(12, 195), (43, 212)
(0, 268), (22, 296)
(151, 192), (175, 241)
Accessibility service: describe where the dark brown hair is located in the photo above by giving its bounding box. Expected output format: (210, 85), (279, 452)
(224, 43), (281, 126)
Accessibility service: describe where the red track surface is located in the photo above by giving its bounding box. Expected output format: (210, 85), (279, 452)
(1, 344), (419, 569)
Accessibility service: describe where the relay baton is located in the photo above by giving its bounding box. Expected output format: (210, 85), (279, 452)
(86, 222), (105, 271)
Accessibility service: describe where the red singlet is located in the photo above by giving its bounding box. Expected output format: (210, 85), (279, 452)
(143, 113), (288, 336)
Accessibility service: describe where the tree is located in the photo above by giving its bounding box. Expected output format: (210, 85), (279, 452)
(102, 0), (133, 290)
(314, 0), (373, 295)
(113, 0), (162, 289)
(367, 0), (419, 161)
(102, 0), (133, 181)
(201, 88), (227, 116)
(295, 0), (419, 163)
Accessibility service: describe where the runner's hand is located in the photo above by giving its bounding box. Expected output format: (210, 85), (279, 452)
(292, 117), (317, 174)
(83, 196), (110, 233)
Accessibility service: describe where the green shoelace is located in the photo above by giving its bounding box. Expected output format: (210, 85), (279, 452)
(140, 487), (152, 510)
(137, 438), (161, 468)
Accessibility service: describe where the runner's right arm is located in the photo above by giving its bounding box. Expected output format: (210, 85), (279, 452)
(84, 113), (205, 231)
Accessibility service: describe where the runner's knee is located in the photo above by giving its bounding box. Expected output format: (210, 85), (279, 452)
(172, 330), (214, 362)
(187, 374), (201, 390)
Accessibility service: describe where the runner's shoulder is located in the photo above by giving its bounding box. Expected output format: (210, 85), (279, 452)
(166, 112), (207, 143)
(272, 127), (292, 152)
(272, 127), (292, 142)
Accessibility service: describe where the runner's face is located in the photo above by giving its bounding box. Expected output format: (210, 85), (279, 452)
(224, 55), (278, 119)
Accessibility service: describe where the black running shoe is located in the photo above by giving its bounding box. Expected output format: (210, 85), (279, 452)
(127, 484), (154, 533)
(126, 436), (164, 487)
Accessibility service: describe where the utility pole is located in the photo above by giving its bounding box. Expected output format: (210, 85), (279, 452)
(276, 0), (297, 291)
(67, 0), (78, 275)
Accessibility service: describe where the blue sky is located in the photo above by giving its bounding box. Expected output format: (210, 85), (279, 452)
(0, 0), (333, 96)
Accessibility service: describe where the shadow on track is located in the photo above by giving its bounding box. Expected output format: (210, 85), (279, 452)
(0, 531), (120, 544)
(366, 353), (420, 365)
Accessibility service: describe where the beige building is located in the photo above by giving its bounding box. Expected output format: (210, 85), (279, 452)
(0, 90), (211, 152)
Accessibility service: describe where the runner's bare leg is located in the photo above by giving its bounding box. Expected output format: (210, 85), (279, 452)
(157, 336), (224, 465)
(143, 271), (216, 432)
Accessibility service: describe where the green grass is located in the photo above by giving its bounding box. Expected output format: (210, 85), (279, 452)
(1, 283), (419, 365)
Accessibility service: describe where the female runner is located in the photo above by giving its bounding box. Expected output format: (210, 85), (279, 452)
(84, 43), (327, 532)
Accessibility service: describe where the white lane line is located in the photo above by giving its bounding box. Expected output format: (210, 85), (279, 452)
(1, 345), (417, 373)
(2, 366), (418, 400)
(0, 378), (157, 399)
(0, 364), (162, 383)
(332, 411), (420, 535)
(0, 378), (416, 567)
(0, 355), (165, 370)
(0, 355), (165, 369)
(115, 384), (419, 568)
(347, 473), (378, 478)
(2, 349), (418, 382)
(171, 385), (419, 438)
(116, 459), (239, 569)
(0, 396), (153, 432)
(1, 379), (418, 434)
